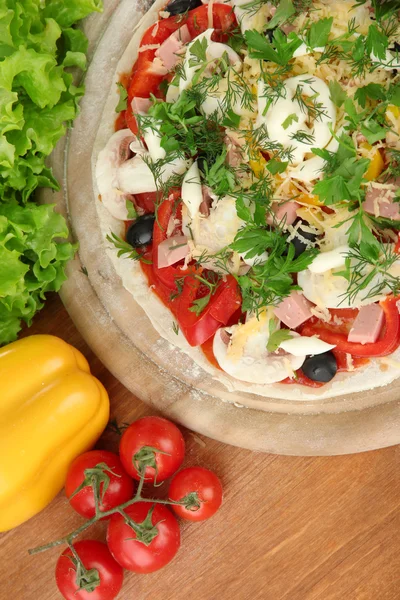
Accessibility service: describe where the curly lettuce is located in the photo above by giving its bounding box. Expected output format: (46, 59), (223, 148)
(0, 0), (103, 344)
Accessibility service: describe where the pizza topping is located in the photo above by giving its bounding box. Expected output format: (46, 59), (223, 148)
(126, 214), (156, 248)
(131, 97), (152, 115)
(96, 129), (152, 220)
(155, 25), (192, 71)
(301, 352), (338, 383)
(273, 291), (313, 330)
(181, 161), (203, 218)
(266, 201), (300, 227)
(157, 235), (190, 268)
(212, 312), (306, 385)
(363, 178), (400, 220)
(278, 334), (336, 357)
(347, 303), (385, 344)
(165, 0), (202, 17)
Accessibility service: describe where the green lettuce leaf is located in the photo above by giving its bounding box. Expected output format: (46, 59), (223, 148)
(0, 0), (103, 344)
(0, 202), (76, 343)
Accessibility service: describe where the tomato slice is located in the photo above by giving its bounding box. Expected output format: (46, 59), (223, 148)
(186, 4), (237, 38)
(300, 296), (400, 357)
(332, 349), (369, 372)
(281, 370), (325, 388)
(176, 273), (241, 346)
(394, 233), (400, 254)
(135, 191), (159, 214)
(152, 192), (190, 289)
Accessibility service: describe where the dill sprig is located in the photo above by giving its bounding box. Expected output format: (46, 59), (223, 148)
(338, 243), (400, 304)
(106, 232), (152, 263)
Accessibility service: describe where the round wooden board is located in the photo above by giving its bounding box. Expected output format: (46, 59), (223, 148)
(43, 0), (400, 456)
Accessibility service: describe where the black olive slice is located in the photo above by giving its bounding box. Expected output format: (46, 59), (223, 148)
(302, 351), (337, 383)
(126, 213), (155, 248)
(290, 219), (318, 258)
(165, 0), (202, 17)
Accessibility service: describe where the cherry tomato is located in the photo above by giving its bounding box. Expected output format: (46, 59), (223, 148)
(107, 502), (180, 573)
(65, 450), (134, 519)
(119, 416), (185, 482)
(169, 467), (223, 521)
(55, 540), (123, 600)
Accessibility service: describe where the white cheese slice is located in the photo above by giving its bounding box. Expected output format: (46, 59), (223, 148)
(308, 245), (349, 274)
(279, 335), (336, 356)
(181, 161), (203, 219)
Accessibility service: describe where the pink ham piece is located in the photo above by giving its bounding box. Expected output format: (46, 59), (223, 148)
(131, 97), (152, 115)
(200, 185), (213, 217)
(274, 291), (313, 329)
(267, 201), (300, 226)
(225, 134), (242, 168)
(363, 178), (400, 220)
(155, 25), (191, 71)
(157, 235), (189, 268)
(347, 304), (384, 344)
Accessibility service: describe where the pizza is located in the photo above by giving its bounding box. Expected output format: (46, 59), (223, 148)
(93, 0), (400, 400)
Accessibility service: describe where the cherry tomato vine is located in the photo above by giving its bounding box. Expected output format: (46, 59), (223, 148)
(28, 416), (223, 600)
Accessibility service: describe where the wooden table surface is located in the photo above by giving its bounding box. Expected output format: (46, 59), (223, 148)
(1, 293), (400, 600)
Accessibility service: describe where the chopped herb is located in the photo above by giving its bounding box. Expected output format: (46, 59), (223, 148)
(306, 17), (333, 49)
(244, 29), (302, 66)
(328, 80), (346, 108)
(115, 82), (128, 113)
(126, 199), (138, 220)
(267, 321), (293, 352)
(266, 0), (295, 30)
(106, 232), (152, 263)
(282, 113), (299, 130)
(267, 158), (289, 174)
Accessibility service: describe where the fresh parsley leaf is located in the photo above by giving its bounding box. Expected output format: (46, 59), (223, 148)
(235, 196), (253, 222)
(267, 326), (293, 353)
(266, 0), (295, 30)
(354, 83), (386, 108)
(222, 109), (241, 128)
(306, 17), (333, 49)
(366, 23), (388, 60)
(115, 82), (128, 113)
(189, 37), (208, 66)
(370, 0), (399, 21)
(189, 293), (212, 315)
(360, 120), (387, 144)
(281, 112), (299, 129)
(244, 29), (302, 66)
(267, 158), (289, 174)
(125, 200), (138, 219)
(328, 80), (346, 108)
(314, 152), (369, 202)
(388, 82), (400, 107)
(313, 175), (350, 205)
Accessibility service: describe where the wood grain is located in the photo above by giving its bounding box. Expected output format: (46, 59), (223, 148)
(1, 294), (400, 600)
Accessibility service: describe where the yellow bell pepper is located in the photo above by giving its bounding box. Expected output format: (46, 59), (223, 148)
(249, 152), (267, 178)
(360, 143), (385, 181)
(0, 335), (109, 532)
(296, 192), (322, 206)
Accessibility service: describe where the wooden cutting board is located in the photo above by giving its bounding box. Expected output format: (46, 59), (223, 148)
(41, 0), (400, 456)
